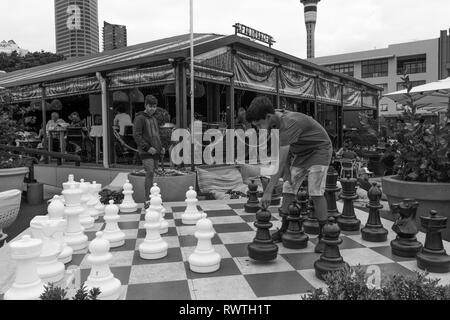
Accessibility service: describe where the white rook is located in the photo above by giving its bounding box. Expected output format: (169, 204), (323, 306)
(4, 235), (45, 300)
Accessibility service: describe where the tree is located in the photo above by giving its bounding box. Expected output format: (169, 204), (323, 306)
(0, 50), (65, 73)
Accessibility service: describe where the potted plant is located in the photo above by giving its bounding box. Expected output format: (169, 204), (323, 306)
(0, 91), (30, 193)
(381, 75), (450, 239)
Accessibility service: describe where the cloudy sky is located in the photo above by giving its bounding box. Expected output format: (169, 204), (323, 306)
(1, 0), (449, 58)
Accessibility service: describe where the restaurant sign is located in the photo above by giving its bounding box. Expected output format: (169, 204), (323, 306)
(233, 23), (275, 47)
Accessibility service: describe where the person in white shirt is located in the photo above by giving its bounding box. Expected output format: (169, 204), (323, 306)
(113, 104), (133, 136)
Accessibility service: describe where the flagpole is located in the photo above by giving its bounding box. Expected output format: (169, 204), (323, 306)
(190, 0), (195, 170)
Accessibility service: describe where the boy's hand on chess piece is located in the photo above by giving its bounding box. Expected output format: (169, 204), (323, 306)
(261, 192), (272, 209)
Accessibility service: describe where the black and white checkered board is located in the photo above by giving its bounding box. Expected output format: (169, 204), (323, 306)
(67, 199), (450, 300)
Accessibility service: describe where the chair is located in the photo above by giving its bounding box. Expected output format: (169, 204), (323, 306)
(340, 158), (357, 179)
(0, 190), (22, 244)
(66, 127), (84, 154)
(113, 130), (140, 165)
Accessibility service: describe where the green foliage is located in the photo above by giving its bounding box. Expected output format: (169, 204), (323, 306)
(0, 91), (36, 168)
(40, 283), (69, 300)
(99, 189), (124, 205)
(41, 283), (101, 300)
(303, 265), (450, 300)
(394, 75), (450, 182)
(0, 50), (65, 73)
(72, 285), (101, 300)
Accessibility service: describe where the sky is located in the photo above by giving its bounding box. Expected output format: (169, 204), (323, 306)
(1, 0), (449, 59)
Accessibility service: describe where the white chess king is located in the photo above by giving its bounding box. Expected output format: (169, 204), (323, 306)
(79, 179), (94, 229)
(189, 213), (221, 273)
(182, 187), (202, 225)
(120, 180), (138, 213)
(63, 185), (88, 251)
(84, 232), (122, 300)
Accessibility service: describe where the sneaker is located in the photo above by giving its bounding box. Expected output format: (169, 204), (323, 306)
(271, 229), (283, 243)
(314, 240), (326, 253)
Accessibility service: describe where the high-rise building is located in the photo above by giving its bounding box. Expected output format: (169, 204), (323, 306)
(300, 0), (321, 59)
(103, 21), (127, 51)
(54, 0), (99, 58)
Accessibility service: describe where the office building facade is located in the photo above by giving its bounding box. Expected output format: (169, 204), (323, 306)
(309, 37), (441, 117)
(54, 0), (99, 58)
(103, 21), (127, 51)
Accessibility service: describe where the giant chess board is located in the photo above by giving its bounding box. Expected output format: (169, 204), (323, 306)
(1, 199), (450, 300)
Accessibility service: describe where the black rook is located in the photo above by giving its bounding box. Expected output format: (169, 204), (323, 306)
(416, 210), (450, 273)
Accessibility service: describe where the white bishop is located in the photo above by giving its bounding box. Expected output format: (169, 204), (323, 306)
(189, 213), (221, 273)
(149, 195), (169, 234)
(120, 180), (138, 213)
(182, 187), (202, 225)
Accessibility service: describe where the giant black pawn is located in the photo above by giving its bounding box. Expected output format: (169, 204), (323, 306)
(282, 202), (309, 249)
(325, 166), (341, 219)
(391, 199), (423, 258)
(248, 205), (279, 262)
(416, 210), (450, 273)
(361, 183), (388, 242)
(245, 180), (261, 214)
(314, 217), (349, 280)
(337, 178), (361, 232)
(297, 187), (310, 220)
(303, 198), (320, 235)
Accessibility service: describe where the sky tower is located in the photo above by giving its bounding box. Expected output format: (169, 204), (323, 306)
(300, 0), (321, 59)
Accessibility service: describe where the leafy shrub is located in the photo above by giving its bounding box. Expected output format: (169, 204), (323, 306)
(393, 75), (450, 182)
(40, 283), (101, 300)
(303, 265), (450, 300)
(99, 189), (124, 205)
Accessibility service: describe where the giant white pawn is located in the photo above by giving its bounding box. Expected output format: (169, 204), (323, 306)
(139, 206), (168, 260)
(189, 213), (221, 273)
(120, 180), (138, 213)
(48, 195), (65, 220)
(182, 187), (202, 225)
(4, 235), (45, 300)
(30, 217), (65, 284)
(86, 182), (100, 221)
(151, 183), (166, 218)
(103, 200), (125, 248)
(79, 179), (94, 229)
(63, 185), (88, 251)
(93, 182), (105, 216)
(149, 196), (169, 234)
(84, 232), (122, 300)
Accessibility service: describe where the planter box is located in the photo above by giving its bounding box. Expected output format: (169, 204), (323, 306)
(0, 167), (29, 193)
(128, 172), (197, 203)
(382, 175), (450, 241)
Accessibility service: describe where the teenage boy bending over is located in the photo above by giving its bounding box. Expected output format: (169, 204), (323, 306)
(246, 96), (333, 253)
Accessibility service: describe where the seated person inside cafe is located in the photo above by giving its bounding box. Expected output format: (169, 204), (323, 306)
(113, 103), (133, 136)
(66, 112), (93, 161)
(46, 112), (68, 152)
(245, 96), (333, 254)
